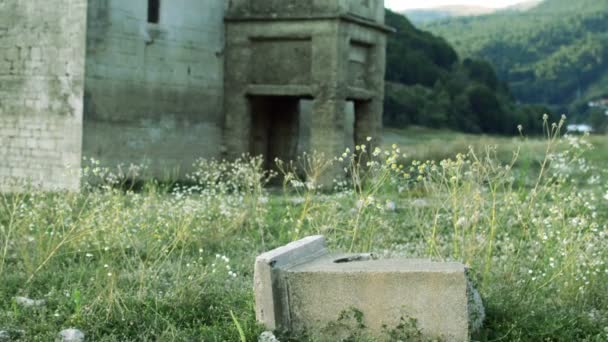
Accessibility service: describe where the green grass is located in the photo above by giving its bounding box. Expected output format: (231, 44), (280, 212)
(1, 123), (608, 341)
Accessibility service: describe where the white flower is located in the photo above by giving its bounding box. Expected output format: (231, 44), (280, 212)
(604, 192), (608, 201)
(366, 137), (372, 142)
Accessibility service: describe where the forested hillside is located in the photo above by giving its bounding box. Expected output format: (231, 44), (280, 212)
(403, 1), (542, 24)
(423, 0), (608, 116)
(384, 10), (549, 134)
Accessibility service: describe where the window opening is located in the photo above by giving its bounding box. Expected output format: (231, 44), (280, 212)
(148, 0), (160, 23)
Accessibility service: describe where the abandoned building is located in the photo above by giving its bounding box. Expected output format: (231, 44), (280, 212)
(0, 0), (390, 191)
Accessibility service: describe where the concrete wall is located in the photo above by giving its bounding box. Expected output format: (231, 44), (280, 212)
(0, 0), (87, 191)
(227, 0), (385, 23)
(84, 0), (225, 178)
(224, 15), (387, 181)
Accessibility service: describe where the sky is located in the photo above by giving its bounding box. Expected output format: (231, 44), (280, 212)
(385, 0), (529, 11)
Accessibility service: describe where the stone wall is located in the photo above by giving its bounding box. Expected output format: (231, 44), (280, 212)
(224, 7), (388, 181)
(0, 0), (87, 191)
(227, 0), (385, 23)
(84, 0), (225, 178)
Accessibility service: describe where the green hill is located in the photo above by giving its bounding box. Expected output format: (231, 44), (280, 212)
(423, 0), (608, 115)
(384, 10), (549, 134)
(402, 1), (542, 24)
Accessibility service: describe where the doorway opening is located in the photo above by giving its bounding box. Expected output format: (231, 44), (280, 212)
(353, 100), (372, 149)
(249, 96), (302, 170)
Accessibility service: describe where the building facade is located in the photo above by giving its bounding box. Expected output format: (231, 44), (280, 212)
(0, 0), (389, 191)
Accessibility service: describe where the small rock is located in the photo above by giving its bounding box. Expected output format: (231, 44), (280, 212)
(289, 197), (305, 205)
(14, 296), (45, 308)
(356, 199), (365, 209)
(467, 282), (485, 333)
(385, 200), (397, 211)
(58, 329), (85, 342)
(258, 331), (280, 342)
(0, 329), (25, 341)
(411, 198), (429, 208)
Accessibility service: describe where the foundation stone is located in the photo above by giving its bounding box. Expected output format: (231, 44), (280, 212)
(254, 235), (483, 341)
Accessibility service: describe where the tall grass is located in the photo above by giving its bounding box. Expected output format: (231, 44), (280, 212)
(1, 121), (607, 341)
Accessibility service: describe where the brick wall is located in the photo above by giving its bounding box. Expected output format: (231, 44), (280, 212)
(0, 0), (87, 191)
(83, 0), (226, 178)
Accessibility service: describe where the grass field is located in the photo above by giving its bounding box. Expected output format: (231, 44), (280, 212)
(1, 121), (608, 341)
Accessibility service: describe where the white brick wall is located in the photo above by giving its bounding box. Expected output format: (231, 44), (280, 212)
(0, 0), (87, 191)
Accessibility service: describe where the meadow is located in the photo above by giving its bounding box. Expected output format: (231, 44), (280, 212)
(1, 118), (608, 341)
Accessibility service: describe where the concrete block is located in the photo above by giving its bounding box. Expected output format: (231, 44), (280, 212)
(254, 235), (328, 330)
(254, 236), (483, 341)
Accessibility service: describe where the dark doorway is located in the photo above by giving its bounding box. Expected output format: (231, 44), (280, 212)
(353, 100), (372, 148)
(249, 96), (301, 170)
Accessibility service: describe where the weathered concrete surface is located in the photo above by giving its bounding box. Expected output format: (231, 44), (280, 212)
(287, 257), (471, 340)
(227, 0), (385, 23)
(254, 236), (483, 341)
(0, 0), (87, 191)
(254, 235), (328, 330)
(224, 0), (390, 183)
(1, 0), (390, 190)
(84, 0), (226, 178)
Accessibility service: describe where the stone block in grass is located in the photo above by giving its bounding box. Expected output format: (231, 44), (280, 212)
(254, 235), (483, 341)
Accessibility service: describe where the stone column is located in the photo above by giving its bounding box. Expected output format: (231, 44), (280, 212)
(355, 37), (386, 149)
(0, 0), (88, 192)
(309, 21), (349, 185)
(223, 26), (252, 158)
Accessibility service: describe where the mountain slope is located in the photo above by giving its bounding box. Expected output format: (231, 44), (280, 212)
(403, 5), (496, 24)
(403, 1), (543, 24)
(384, 10), (548, 134)
(423, 0), (608, 111)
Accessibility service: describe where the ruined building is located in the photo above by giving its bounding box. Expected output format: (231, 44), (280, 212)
(0, 0), (390, 191)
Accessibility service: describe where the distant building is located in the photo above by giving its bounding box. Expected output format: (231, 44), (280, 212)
(567, 124), (593, 134)
(588, 98), (608, 108)
(0, 0), (391, 191)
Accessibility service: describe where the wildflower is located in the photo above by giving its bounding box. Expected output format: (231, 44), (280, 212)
(604, 193), (608, 201)
(366, 137), (372, 142)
